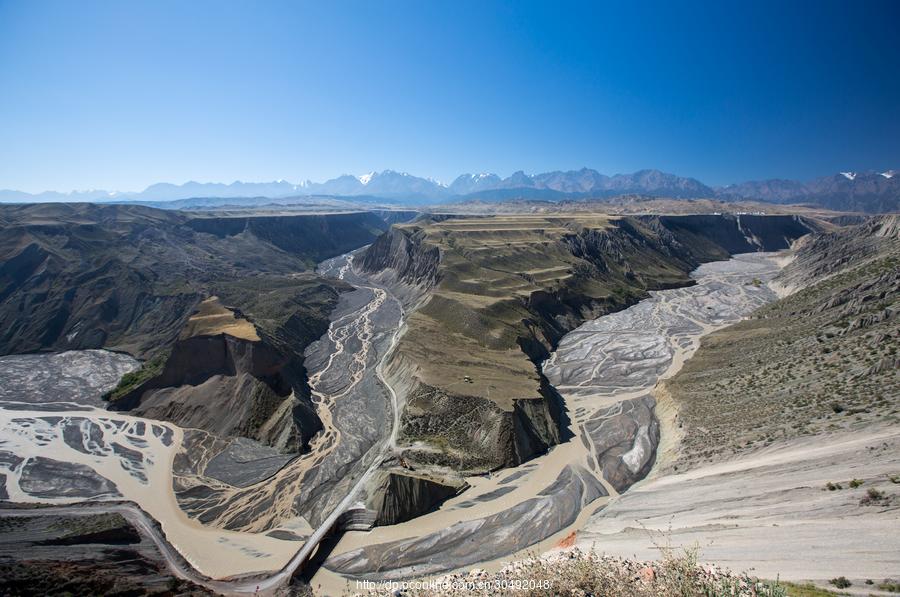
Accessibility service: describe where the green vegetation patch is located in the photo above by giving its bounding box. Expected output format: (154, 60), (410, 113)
(103, 351), (168, 402)
(47, 513), (128, 536)
(779, 581), (844, 596)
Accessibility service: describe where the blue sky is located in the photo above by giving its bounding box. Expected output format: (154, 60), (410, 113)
(1, 0), (898, 193)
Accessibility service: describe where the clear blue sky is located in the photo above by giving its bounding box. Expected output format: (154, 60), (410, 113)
(1, 0), (898, 193)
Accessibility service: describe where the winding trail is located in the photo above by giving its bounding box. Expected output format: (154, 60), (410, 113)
(0, 503), (214, 587)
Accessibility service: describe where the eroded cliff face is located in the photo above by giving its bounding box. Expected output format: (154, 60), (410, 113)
(397, 380), (564, 474)
(648, 214), (818, 259)
(521, 214), (819, 355)
(779, 214), (899, 286)
(111, 331), (322, 453)
(360, 223), (441, 305)
(185, 211), (389, 268)
(368, 471), (464, 526)
(359, 214), (815, 482)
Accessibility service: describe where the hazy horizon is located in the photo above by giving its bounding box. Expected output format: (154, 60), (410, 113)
(4, 164), (900, 198)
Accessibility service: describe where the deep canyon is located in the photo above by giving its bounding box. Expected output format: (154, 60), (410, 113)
(1, 207), (897, 595)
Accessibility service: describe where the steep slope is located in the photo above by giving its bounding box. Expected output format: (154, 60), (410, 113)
(662, 215), (900, 471)
(108, 298), (324, 452)
(185, 211), (388, 265)
(0, 204), (388, 452)
(0, 510), (214, 596)
(360, 213), (815, 481)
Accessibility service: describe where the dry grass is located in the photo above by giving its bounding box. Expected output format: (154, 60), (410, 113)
(399, 312), (541, 409)
(392, 216), (618, 405)
(665, 253), (899, 472)
(348, 546), (792, 597)
(180, 296), (260, 341)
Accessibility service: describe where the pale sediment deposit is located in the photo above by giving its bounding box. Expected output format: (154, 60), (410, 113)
(576, 426), (900, 582)
(577, 217), (900, 586)
(319, 252), (785, 585)
(0, 349), (139, 407)
(0, 376), (301, 580)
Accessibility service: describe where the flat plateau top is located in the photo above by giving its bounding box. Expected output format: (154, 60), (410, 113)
(181, 296), (261, 342)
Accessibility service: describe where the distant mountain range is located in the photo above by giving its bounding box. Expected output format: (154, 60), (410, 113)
(1, 167), (897, 212)
(718, 170), (897, 213)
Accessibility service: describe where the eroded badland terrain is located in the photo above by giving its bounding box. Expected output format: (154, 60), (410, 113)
(0, 203), (897, 596)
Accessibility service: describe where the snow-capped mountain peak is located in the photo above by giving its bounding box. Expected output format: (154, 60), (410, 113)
(3, 166), (896, 211)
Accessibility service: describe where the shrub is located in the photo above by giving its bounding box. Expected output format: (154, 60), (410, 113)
(381, 547), (792, 597)
(102, 351), (169, 402)
(829, 576), (851, 589)
(859, 487), (888, 506)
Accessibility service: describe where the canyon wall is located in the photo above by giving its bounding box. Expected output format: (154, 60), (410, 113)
(360, 213), (816, 482)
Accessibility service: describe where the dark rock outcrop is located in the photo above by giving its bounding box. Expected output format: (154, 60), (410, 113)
(360, 224), (441, 290)
(368, 471), (463, 526)
(110, 333), (321, 453)
(185, 211), (388, 266)
(0, 511), (214, 595)
(0, 204), (385, 358)
(370, 210), (420, 225)
(649, 214), (816, 258)
(399, 382), (563, 473)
